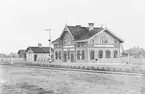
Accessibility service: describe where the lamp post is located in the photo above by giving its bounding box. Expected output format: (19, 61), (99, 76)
(45, 29), (51, 62)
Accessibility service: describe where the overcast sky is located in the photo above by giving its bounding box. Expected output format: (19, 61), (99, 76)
(0, 0), (145, 54)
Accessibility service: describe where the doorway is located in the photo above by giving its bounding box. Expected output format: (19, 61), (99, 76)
(64, 51), (67, 62)
(34, 55), (37, 61)
(70, 51), (74, 62)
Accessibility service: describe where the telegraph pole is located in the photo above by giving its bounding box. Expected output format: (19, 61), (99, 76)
(45, 29), (51, 61)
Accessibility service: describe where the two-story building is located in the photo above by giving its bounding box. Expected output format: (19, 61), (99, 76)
(52, 23), (124, 63)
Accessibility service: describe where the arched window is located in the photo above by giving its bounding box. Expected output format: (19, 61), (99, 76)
(90, 50), (95, 60)
(99, 50), (103, 58)
(106, 50), (111, 58)
(114, 50), (118, 58)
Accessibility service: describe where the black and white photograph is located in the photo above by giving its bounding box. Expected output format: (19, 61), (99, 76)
(0, 0), (145, 94)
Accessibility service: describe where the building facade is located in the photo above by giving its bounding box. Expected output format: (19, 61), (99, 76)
(17, 50), (26, 59)
(52, 23), (124, 63)
(25, 44), (53, 62)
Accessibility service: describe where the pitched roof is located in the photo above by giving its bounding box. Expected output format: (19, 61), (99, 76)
(26, 47), (53, 53)
(122, 47), (144, 54)
(67, 26), (104, 40)
(52, 25), (123, 43)
(17, 50), (26, 54)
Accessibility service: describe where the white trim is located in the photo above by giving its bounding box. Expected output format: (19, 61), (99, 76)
(87, 28), (106, 41)
(26, 47), (34, 53)
(74, 40), (87, 42)
(63, 45), (74, 48)
(105, 28), (124, 43)
(94, 44), (114, 47)
(87, 28), (124, 43)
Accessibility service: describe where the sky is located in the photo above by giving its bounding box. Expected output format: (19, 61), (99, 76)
(0, 0), (145, 54)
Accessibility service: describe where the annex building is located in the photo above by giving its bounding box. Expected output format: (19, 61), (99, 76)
(52, 23), (124, 63)
(25, 44), (53, 62)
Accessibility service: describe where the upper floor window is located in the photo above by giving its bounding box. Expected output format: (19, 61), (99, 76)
(92, 39), (94, 44)
(90, 50), (95, 60)
(63, 40), (67, 44)
(114, 40), (118, 44)
(100, 37), (108, 44)
(114, 50), (118, 58)
(106, 50), (111, 58)
(98, 50), (103, 58)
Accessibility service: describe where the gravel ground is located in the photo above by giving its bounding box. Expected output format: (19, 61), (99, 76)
(0, 65), (145, 94)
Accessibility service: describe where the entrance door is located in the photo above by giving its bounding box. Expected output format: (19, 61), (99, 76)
(34, 55), (37, 61)
(64, 51), (67, 62)
(71, 51), (74, 62)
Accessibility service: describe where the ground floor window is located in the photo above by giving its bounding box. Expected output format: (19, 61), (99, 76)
(59, 51), (61, 59)
(90, 50), (95, 60)
(98, 50), (103, 58)
(55, 51), (58, 60)
(82, 50), (85, 60)
(106, 50), (111, 58)
(67, 51), (70, 59)
(114, 50), (118, 58)
(77, 50), (80, 60)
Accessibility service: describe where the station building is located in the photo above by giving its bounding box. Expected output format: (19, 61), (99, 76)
(52, 23), (124, 63)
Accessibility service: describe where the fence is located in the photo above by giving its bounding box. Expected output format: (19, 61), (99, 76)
(0, 57), (25, 62)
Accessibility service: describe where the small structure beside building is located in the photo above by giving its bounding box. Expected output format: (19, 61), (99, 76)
(25, 44), (53, 62)
(52, 23), (124, 63)
(17, 50), (26, 60)
(122, 46), (145, 58)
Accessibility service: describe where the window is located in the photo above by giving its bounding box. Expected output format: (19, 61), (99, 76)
(100, 37), (108, 44)
(100, 37), (103, 44)
(92, 39), (94, 44)
(114, 50), (118, 58)
(106, 50), (111, 58)
(77, 44), (80, 47)
(68, 51), (70, 59)
(104, 37), (108, 44)
(82, 50), (85, 60)
(63, 40), (67, 44)
(77, 51), (80, 60)
(114, 40), (118, 44)
(99, 50), (103, 58)
(59, 51), (61, 59)
(90, 50), (95, 60)
(55, 51), (58, 60)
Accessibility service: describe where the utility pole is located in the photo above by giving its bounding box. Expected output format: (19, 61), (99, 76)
(45, 29), (51, 61)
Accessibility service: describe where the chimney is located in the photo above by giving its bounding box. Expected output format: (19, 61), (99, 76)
(88, 23), (94, 31)
(38, 43), (42, 48)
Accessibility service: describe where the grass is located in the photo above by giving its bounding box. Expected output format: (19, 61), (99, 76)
(0, 65), (145, 94)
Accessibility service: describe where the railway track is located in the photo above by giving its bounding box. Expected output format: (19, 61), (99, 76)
(1, 63), (145, 76)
